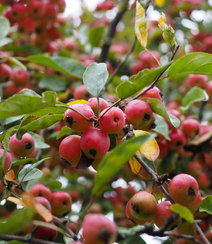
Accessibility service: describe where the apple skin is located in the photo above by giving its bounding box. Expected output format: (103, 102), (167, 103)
(29, 183), (52, 201)
(129, 191), (157, 220)
(168, 174), (199, 204)
(182, 192), (202, 214)
(35, 222), (58, 241)
(82, 213), (117, 244)
(51, 191), (72, 217)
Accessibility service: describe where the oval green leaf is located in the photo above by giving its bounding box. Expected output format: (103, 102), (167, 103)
(83, 62), (109, 97)
(168, 52), (212, 77)
(199, 196), (212, 214)
(39, 76), (67, 92)
(92, 133), (153, 196)
(26, 55), (86, 78)
(117, 63), (171, 99)
(0, 16), (10, 39)
(170, 203), (193, 224)
(153, 116), (170, 140)
(89, 26), (105, 47)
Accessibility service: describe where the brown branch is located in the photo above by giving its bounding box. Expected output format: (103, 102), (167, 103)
(99, 0), (129, 62)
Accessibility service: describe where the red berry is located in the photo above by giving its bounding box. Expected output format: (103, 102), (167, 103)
(51, 191), (72, 217)
(181, 119), (200, 138)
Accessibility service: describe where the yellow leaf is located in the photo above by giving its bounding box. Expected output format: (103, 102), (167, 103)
(154, 0), (166, 7)
(7, 196), (27, 208)
(129, 150), (142, 175)
(5, 170), (18, 184)
(134, 130), (160, 162)
(22, 192), (53, 222)
(135, 1), (147, 48)
(67, 99), (87, 106)
(158, 12), (168, 30)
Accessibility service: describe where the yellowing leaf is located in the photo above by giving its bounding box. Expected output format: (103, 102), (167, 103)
(7, 196), (27, 208)
(67, 99), (87, 106)
(158, 12), (167, 30)
(22, 192), (53, 222)
(129, 150), (142, 175)
(134, 130), (160, 162)
(154, 0), (166, 7)
(5, 170), (18, 184)
(135, 1), (147, 48)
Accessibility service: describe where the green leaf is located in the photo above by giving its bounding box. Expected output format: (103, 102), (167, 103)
(168, 52), (212, 77)
(18, 114), (63, 136)
(12, 158), (37, 167)
(5, 57), (27, 70)
(199, 196), (212, 214)
(119, 235), (146, 244)
(39, 76), (67, 92)
(92, 134), (153, 196)
(56, 126), (72, 140)
(0, 208), (35, 235)
(180, 87), (205, 111)
(153, 116), (170, 140)
(21, 168), (43, 182)
(89, 26), (105, 47)
(117, 63), (171, 99)
(83, 63), (109, 97)
(142, 98), (180, 129)
(170, 203), (193, 224)
(18, 157), (50, 183)
(26, 55), (86, 78)
(42, 91), (57, 106)
(0, 91), (50, 119)
(0, 37), (12, 47)
(0, 16), (10, 39)
(29, 132), (50, 149)
(118, 225), (145, 239)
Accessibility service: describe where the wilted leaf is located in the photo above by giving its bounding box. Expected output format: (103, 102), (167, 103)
(4, 170), (18, 184)
(134, 130), (159, 162)
(22, 192), (53, 222)
(135, 1), (147, 48)
(170, 203), (193, 224)
(129, 150), (142, 175)
(7, 196), (27, 208)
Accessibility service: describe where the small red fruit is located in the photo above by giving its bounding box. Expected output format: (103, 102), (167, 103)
(87, 97), (109, 115)
(187, 74), (207, 89)
(35, 222), (58, 241)
(168, 129), (186, 150)
(181, 119), (200, 138)
(140, 87), (163, 101)
(51, 191), (72, 217)
(74, 84), (92, 100)
(29, 183), (52, 201)
(11, 66), (29, 86)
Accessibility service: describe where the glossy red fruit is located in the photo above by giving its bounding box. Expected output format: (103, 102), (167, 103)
(185, 161), (202, 178)
(129, 191), (157, 220)
(206, 80), (212, 97)
(29, 183), (52, 201)
(18, 17), (34, 34)
(182, 192), (202, 213)
(196, 172), (210, 189)
(73, 84), (92, 100)
(169, 174), (199, 204)
(3, 82), (16, 98)
(51, 191), (72, 217)
(59, 135), (81, 167)
(140, 87), (163, 101)
(187, 74), (207, 89)
(0, 180), (6, 200)
(9, 133), (35, 157)
(0, 149), (12, 179)
(80, 128), (110, 159)
(99, 107), (125, 134)
(44, 2), (58, 21)
(11, 67), (29, 86)
(35, 222), (58, 241)
(168, 129), (186, 150)
(64, 104), (94, 132)
(96, 1), (114, 11)
(139, 50), (161, 69)
(125, 100), (153, 128)
(181, 119), (200, 138)
(11, 2), (26, 20)
(27, 0), (45, 19)
(82, 213), (117, 244)
(87, 97), (109, 115)
(158, 140), (168, 158)
(0, 63), (12, 82)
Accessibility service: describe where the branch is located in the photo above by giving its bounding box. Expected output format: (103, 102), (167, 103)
(99, 0), (129, 62)
(0, 234), (64, 244)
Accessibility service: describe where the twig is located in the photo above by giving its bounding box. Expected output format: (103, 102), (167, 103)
(104, 36), (137, 89)
(99, 0), (129, 62)
(166, 232), (204, 244)
(193, 221), (210, 244)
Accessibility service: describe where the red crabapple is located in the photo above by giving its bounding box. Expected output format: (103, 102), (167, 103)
(87, 97), (109, 115)
(182, 191), (202, 213)
(74, 84), (92, 100)
(18, 17), (34, 34)
(139, 50), (161, 69)
(9, 133), (35, 157)
(96, 1), (114, 11)
(185, 161), (202, 178)
(0, 149), (12, 180)
(153, 201), (180, 229)
(82, 213), (117, 244)
(27, 0), (45, 19)
(168, 129), (186, 150)
(11, 2), (26, 20)
(51, 191), (72, 217)
(0, 63), (12, 82)
(129, 191), (157, 220)
(181, 119), (200, 138)
(99, 107), (125, 134)
(59, 135), (81, 167)
(168, 174), (199, 204)
(125, 100), (153, 128)
(29, 183), (52, 201)
(206, 81), (212, 97)
(11, 66), (29, 86)
(35, 222), (58, 241)
(0, 180), (6, 199)
(64, 103), (94, 132)
(158, 140), (168, 158)
(44, 2), (58, 21)
(80, 128), (110, 159)
(140, 87), (163, 101)
(196, 172), (210, 189)
(187, 74), (207, 89)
